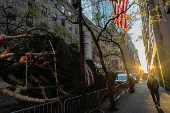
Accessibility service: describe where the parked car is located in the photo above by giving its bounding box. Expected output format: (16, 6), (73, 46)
(116, 74), (127, 84)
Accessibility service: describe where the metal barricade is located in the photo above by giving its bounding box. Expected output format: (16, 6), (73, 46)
(11, 82), (129, 113)
(11, 100), (62, 113)
(86, 91), (98, 112)
(115, 81), (129, 101)
(63, 95), (82, 113)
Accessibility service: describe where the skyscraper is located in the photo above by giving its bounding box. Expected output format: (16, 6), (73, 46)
(82, 0), (93, 21)
(82, 0), (114, 25)
(92, 0), (114, 24)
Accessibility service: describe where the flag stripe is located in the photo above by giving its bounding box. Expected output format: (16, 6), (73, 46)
(112, 0), (128, 31)
(120, 0), (125, 28)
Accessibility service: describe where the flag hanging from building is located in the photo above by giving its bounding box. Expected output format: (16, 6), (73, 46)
(112, 0), (128, 31)
(105, 0), (117, 1)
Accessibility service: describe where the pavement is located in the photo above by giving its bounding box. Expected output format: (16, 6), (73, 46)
(101, 80), (170, 113)
(0, 94), (18, 113)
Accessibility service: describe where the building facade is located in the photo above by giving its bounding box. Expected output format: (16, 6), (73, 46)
(122, 36), (141, 74)
(0, 0), (80, 45)
(140, 0), (170, 90)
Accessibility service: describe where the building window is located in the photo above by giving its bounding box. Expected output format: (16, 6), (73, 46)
(61, 19), (65, 27)
(52, 13), (57, 21)
(42, 6), (47, 16)
(28, 0), (35, 7)
(167, 5), (170, 14)
(68, 11), (71, 16)
(68, 12), (72, 19)
(62, 6), (65, 13)
(53, 0), (57, 6)
(26, 16), (33, 27)
(5, 28), (9, 35)
(38, 22), (47, 31)
(84, 26), (86, 30)
(7, 7), (16, 21)
(69, 24), (72, 31)
(75, 27), (78, 34)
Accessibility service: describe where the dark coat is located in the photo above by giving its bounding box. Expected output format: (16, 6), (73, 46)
(147, 78), (159, 91)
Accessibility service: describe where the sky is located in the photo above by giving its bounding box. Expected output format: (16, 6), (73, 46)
(129, 20), (148, 73)
(128, 0), (148, 73)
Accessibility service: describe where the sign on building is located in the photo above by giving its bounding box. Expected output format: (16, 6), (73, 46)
(83, 31), (92, 59)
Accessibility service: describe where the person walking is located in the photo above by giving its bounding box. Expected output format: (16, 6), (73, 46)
(147, 74), (160, 106)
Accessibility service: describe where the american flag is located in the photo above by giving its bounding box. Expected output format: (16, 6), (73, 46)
(112, 0), (128, 31)
(105, 0), (113, 1)
(105, 0), (117, 1)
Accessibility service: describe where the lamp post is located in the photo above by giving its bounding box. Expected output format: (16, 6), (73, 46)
(78, 0), (87, 112)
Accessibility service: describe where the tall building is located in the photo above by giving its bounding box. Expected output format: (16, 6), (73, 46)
(0, 0), (80, 45)
(82, 0), (93, 21)
(83, 0), (114, 24)
(140, 0), (170, 90)
(122, 35), (141, 74)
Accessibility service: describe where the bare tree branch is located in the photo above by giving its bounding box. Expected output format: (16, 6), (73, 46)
(97, 2), (135, 41)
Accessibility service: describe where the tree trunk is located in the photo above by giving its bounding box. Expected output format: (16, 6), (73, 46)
(0, 53), (14, 59)
(107, 80), (116, 110)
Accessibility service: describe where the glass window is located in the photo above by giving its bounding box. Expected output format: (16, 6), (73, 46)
(53, 0), (57, 6)
(5, 28), (9, 35)
(75, 27), (78, 34)
(28, 0), (35, 3)
(7, 7), (16, 21)
(61, 19), (65, 27)
(117, 75), (127, 81)
(39, 23), (47, 29)
(62, 6), (65, 13)
(42, 6), (47, 16)
(38, 22), (47, 32)
(69, 24), (72, 31)
(52, 13), (57, 21)
(68, 11), (71, 16)
(167, 5), (170, 14)
(26, 16), (33, 27)
(8, 7), (16, 15)
(28, 0), (35, 7)
(84, 26), (86, 30)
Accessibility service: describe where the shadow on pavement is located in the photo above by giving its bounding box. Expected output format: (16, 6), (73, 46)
(156, 106), (164, 113)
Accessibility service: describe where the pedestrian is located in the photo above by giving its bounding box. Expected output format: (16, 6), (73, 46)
(147, 74), (160, 106)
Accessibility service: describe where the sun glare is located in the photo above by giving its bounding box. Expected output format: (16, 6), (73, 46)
(150, 65), (154, 69)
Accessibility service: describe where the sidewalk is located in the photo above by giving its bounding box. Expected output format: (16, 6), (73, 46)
(101, 80), (170, 113)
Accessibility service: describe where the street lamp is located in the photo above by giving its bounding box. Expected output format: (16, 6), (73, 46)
(78, 0), (87, 112)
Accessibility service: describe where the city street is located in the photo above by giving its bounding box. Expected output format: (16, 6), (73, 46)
(101, 80), (170, 113)
(1, 0), (170, 112)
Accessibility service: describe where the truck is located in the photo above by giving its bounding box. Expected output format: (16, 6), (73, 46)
(116, 74), (127, 84)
